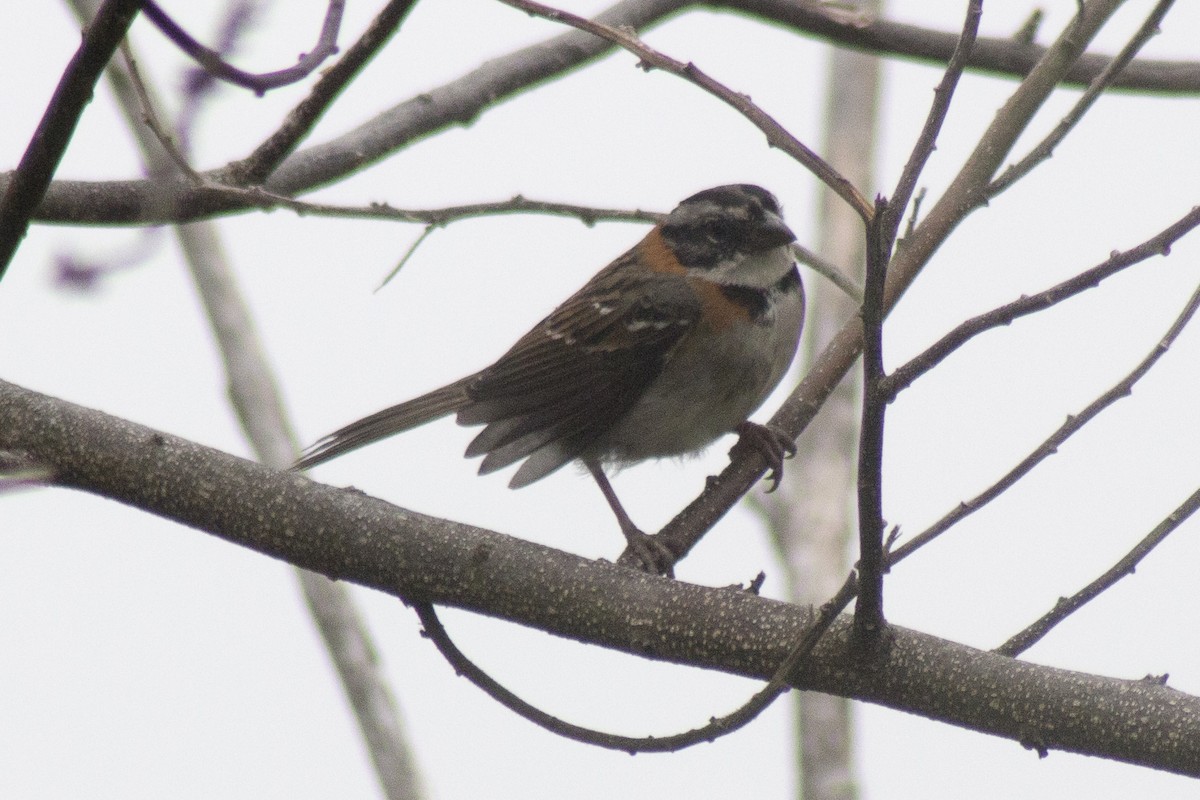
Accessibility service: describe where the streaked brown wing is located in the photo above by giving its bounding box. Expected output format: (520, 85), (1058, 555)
(457, 254), (700, 483)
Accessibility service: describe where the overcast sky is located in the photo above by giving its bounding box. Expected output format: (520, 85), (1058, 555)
(2, 2), (1199, 798)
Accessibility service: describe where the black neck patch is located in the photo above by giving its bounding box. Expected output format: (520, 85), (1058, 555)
(719, 266), (800, 322)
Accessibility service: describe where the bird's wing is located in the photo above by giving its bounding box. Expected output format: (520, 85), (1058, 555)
(459, 252), (701, 485)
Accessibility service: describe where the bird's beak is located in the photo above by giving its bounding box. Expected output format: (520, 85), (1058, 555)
(753, 212), (796, 250)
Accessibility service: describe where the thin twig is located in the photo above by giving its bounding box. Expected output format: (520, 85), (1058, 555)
(997, 482), (1200, 658)
(193, 184), (665, 227)
(495, 0), (873, 221)
(140, 0), (345, 95)
(881, 0), (982, 246)
(412, 571), (855, 752)
(889, 273), (1200, 567)
(376, 225), (435, 292)
(883, 206), (1200, 401)
(0, 0), (141, 279)
(791, 243), (863, 301)
(987, 0), (1177, 198)
(230, 0), (421, 184)
(119, 44), (201, 182)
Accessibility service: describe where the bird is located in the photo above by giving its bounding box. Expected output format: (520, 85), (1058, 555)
(295, 184), (805, 571)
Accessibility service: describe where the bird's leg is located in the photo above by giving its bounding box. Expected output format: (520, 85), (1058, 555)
(732, 421), (797, 492)
(585, 460), (675, 574)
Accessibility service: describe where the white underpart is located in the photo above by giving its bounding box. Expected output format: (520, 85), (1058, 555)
(599, 242), (804, 463)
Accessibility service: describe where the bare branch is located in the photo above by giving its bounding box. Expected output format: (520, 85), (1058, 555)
(987, 0), (1177, 198)
(997, 482), (1200, 658)
(22, 0), (1198, 227)
(762, 7), (880, 793)
(139, 0), (345, 95)
(5, 377), (1200, 775)
(0, 0), (140, 278)
(495, 0), (873, 220)
(854, 198), (890, 641)
(301, 573), (427, 799)
(882, 0), (982, 244)
(414, 572), (854, 754)
(185, 184), (665, 227)
(883, 206), (1200, 401)
(889, 272), (1200, 567)
(376, 225), (435, 291)
(73, 13), (427, 794)
(792, 242), (863, 301)
(230, 0), (421, 184)
(854, 0), (981, 643)
(415, 600), (780, 752)
(24, 0), (693, 225)
(715, 0), (1200, 94)
(119, 44), (202, 181)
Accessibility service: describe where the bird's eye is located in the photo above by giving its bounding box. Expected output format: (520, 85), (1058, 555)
(702, 219), (735, 243)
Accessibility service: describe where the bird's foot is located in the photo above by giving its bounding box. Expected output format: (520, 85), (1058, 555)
(617, 526), (677, 577)
(732, 421), (796, 492)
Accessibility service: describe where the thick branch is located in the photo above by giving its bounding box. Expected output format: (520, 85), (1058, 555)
(2, 377), (1199, 775)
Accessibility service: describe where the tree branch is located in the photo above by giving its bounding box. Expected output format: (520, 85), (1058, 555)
(888, 270), (1200, 566)
(495, 0), (872, 220)
(986, 0), (1177, 199)
(229, 0), (420, 184)
(715, 0), (1200, 94)
(68, 7), (426, 793)
(880, 0), (981, 244)
(854, 198), (890, 640)
(996, 484), (1200, 658)
(139, 0), (345, 95)
(413, 570), (852, 752)
(0, 0), (140, 277)
(2, 377), (1199, 775)
(20, 0), (1197, 227)
(882, 205), (1200, 401)
(650, 0), (1131, 567)
(853, 0), (981, 643)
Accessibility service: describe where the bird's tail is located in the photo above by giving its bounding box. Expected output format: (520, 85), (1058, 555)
(293, 377), (473, 470)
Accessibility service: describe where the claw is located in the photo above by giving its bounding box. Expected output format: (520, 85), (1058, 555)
(733, 421), (796, 492)
(617, 528), (677, 576)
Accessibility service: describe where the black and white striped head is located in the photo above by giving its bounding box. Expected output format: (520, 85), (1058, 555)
(660, 184), (796, 287)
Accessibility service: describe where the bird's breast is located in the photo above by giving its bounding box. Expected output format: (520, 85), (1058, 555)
(594, 268), (804, 463)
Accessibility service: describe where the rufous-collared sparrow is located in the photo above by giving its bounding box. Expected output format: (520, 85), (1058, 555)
(296, 184), (805, 570)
